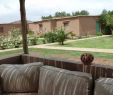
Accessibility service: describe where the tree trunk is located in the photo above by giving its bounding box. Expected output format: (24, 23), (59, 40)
(19, 0), (28, 54)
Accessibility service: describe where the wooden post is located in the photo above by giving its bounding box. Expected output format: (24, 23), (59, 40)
(19, 0), (28, 54)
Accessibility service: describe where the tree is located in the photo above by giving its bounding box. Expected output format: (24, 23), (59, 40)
(42, 15), (52, 20)
(80, 10), (89, 15)
(72, 10), (89, 16)
(99, 10), (113, 35)
(105, 11), (113, 32)
(19, 0), (28, 54)
(41, 10), (89, 20)
(55, 11), (67, 17)
(56, 29), (67, 45)
(72, 11), (80, 16)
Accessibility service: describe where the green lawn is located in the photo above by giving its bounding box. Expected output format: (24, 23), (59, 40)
(0, 48), (113, 60)
(30, 48), (113, 59)
(0, 49), (23, 58)
(52, 36), (113, 49)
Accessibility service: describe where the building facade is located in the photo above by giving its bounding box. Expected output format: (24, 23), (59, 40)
(0, 20), (38, 35)
(0, 16), (100, 36)
(35, 16), (100, 36)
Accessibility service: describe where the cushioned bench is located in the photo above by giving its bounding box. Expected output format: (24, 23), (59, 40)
(0, 62), (112, 95)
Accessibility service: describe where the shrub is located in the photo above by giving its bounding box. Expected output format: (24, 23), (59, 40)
(43, 29), (68, 45)
(0, 28), (22, 49)
(44, 31), (57, 43)
(0, 36), (12, 49)
(28, 30), (34, 36)
(67, 32), (76, 39)
(30, 36), (38, 45)
(10, 28), (21, 48)
(56, 28), (67, 45)
(96, 32), (103, 36)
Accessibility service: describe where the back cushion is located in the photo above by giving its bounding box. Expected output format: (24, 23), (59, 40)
(94, 78), (113, 95)
(0, 62), (43, 93)
(38, 66), (93, 95)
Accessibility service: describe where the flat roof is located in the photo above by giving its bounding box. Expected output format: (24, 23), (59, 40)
(34, 15), (100, 23)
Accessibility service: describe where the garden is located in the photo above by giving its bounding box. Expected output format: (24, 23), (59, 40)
(0, 28), (70, 50)
(0, 28), (44, 50)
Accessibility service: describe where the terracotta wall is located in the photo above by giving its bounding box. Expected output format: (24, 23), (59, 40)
(51, 20), (57, 30)
(42, 21), (51, 32)
(79, 16), (98, 36)
(28, 23), (39, 34)
(35, 21), (52, 33)
(55, 18), (80, 36)
(0, 23), (39, 35)
(0, 24), (21, 35)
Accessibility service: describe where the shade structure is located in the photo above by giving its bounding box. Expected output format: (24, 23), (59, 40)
(19, 0), (28, 54)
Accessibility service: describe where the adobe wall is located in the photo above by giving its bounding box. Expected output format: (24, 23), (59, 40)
(79, 16), (99, 36)
(42, 21), (51, 32)
(28, 23), (39, 34)
(56, 18), (80, 36)
(0, 24), (21, 35)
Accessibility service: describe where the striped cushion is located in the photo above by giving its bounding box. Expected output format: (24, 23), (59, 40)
(38, 66), (92, 95)
(94, 78), (113, 95)
(0, 62), (43, 93)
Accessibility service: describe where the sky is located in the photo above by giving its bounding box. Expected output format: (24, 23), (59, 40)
(0, 0), (113, 23)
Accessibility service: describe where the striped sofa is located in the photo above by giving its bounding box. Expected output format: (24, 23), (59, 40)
(0, 62), (112, 95)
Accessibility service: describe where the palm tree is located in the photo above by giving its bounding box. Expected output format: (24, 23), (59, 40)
(19, 0), (28, 54)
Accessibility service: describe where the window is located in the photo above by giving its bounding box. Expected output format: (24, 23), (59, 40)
(0, 27), (4, 33)
(63, 21), (69, 30)
(39, 24), (43, 32)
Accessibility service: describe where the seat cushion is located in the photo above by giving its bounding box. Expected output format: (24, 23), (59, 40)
(94, 78), (113, 95)
(38, 66), (93, 95)
(0, 62), (43, 93)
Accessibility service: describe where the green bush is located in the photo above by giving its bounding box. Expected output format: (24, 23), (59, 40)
(0, 36), (14, 49)
(96, 32), (103, 36)
(0, 28), (22, 49)
(10, 28), (22, 48)
(56, 28), (67, 45)
(30, 36), (38, 45)
(43, 29), (68, 45)
(67, 32), (76, 39)
(44, 31), (57, 43)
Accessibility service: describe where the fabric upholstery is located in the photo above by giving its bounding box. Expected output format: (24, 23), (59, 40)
(94, 78), (113, 95)
(0, 62), (43, 93)
(38, 66), (92, 95)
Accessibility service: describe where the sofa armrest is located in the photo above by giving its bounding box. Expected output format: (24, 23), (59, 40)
(94, 78), (113, 95)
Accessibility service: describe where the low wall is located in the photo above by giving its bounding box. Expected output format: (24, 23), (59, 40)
(0, 54), (113, 79)
(0, 55), (22, 65)
(22, 54), (113, 79)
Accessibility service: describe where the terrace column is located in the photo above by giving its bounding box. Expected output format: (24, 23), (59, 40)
(19, 0), (28, 54)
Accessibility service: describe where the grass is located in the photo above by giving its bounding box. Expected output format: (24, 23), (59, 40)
(0, 49), (23, 58)
(29, 48), (113, 59)
(0, 48), (113, 60)
(52, 36), (113, 49)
